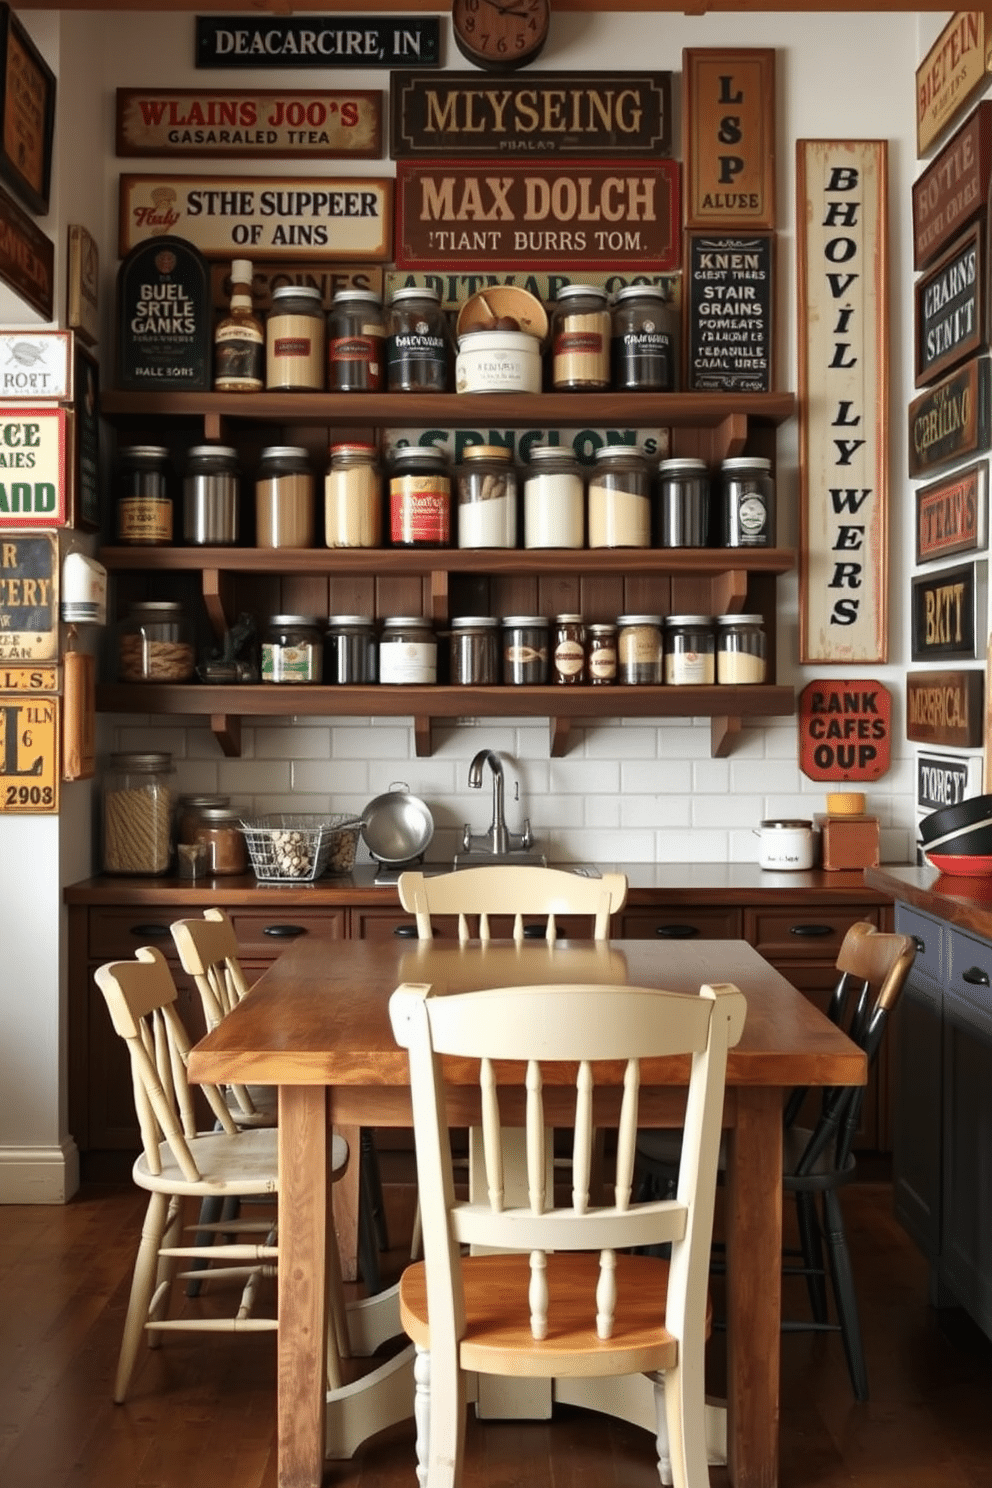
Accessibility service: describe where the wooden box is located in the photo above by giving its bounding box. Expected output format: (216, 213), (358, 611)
(814, 814), (881, 872)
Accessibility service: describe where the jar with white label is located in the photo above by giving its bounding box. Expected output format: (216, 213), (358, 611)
(588, 445), (651, 548)
(551, 285), (610, 389)
(716, 613), (767, 684)
(523, 447), (584, 548)
(664, 615), (716, 685)
(379, 617), (437, 684)
(387, 286), (451, 392)
(265, 284), (325, 391)
(389, 446), (451, 548)
(261, 615), (322, 683)
(720, 456), (775, 547)
(456, 445), (518, 548)
(552, 614), (586, 684)
(324, 443), (382, 548)
(587, 622), (617, 684)
(616, 614), (664, 684)
(611, 284), (679, 391)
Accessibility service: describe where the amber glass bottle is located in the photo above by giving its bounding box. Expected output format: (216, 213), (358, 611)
(213, 259), (264, 393)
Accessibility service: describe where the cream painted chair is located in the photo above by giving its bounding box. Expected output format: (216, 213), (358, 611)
(397, 864), (628, 944)
(388, 977), (747, 1488)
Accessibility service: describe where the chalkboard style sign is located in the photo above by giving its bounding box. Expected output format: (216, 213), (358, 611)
(685, 230), (773, 392)
(914, 221), (986, 388)
(116, 235), (211, 391)
(909, 355), (992, 478)
(910, 559), (986, 662)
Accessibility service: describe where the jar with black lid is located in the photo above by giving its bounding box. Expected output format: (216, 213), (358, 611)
(388, 446), (451, 548)
(656, 457), (710, 548)
(587, 622), (617, 684)
(450, 616), (500, 686)
(611, 285), (679, 391)
(720, 456), (775, 547)
(551, 284), (611, 390)
(664, 614), (716, 686)
(183, 444), (239, 545)
(387, 286), (451, 392)
(325, 615), (378, 684)
(327, 289), (385, 392)
(116, 445), (172, 545)
(266, 284), (325, 391)
(456, 445), (517, 549)
(261, 614), (322, 683)
(552, 614), (586, 684)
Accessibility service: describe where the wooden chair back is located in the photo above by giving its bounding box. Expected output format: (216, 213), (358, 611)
(397, 865), (628, 943)
(171, 907), (251, 1031)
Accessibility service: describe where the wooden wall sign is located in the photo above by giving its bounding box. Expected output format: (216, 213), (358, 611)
(116, 88), (381, 160)
(916, 12), (985, 157)
(0, 329), (71, 400)
(916, 460), (987, 564)
(394, 159), (680, 271)
(0, 410), (66, 529)
(0, 182), (52, 319)
(209, 260), (383, 313)
(798, 678), (892, 781)
(0, 531), (58, 659)
(914, 221), (985, 387)
(385, 266), (680, 313)
(685, 230), (773, 392)
(907, 668), (984, 747)
(911, 559), (986, 661)
(71, 344), (99, 532)
(195, 15), (440, 69)
(912, 101), (992, 271)
(119, 174), (393, 261)
(385, 426), (670, 467)
(389, 71), (672, 159)
(0, 3), (55, 216)
(797, 139), (888, 665)
(682, 48), (775, 228)
(917, 750), (977, 811)
(0, 689), (59, 814)
(66, 224), (98, 347)
(908, 355), (991, 478)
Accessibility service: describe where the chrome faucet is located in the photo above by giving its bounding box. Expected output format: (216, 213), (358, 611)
(462, 749), (533, 858)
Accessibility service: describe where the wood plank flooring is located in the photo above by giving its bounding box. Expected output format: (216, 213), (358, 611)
(1, 1173), (989, 1487)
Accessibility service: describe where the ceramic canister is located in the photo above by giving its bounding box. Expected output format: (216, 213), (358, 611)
(754, 819), (817, 871)
(455, 331), (542, 394)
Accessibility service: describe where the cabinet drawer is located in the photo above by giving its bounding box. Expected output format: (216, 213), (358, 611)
(947, 927), (992, 1022)
(229, 908), (345, 959)
(744, 905), (882, 960)
(895, 903), (944, 984)
(89, 907), (198, 960)
(619, 907), (741, 940)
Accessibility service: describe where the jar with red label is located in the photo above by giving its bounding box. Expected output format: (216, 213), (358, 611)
(265, 284), (325, 391)
(327, 290), (385, 392)
(551, 284), (610, 390)
(388, 446), (451, 548)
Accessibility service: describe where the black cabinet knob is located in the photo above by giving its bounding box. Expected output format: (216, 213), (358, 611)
(129, 923), (170, 938)
(962, 965), (990, 987)
(655, 924), (699, 939)
(789, 924), (833, 938)
(262, 924), (308, 938)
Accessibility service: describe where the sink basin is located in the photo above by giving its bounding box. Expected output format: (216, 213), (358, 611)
(451, 851), (548, 870)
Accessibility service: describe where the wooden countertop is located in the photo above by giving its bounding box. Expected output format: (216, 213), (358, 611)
(865, 863), (992, 941)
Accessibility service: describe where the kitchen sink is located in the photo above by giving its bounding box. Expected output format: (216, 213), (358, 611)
(452, 851), (548, 870)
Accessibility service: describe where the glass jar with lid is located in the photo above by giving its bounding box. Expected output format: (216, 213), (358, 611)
(551, 284), (611, 389)
(386, 286), (452, 392)
(118, 600), (195, 682)
(388, 446), (451, 548)
(183, 444), (239, 545)
(523, 446), (584, 549)
(327, 289), (385, 392)
(379, 616), (437, 684)
(261, 614), (323, 683)
(716, 613), (767, 684)
(664, 614), (716, 685)
(552, 614), (586, 685)
(187, 805), (249, 876)
(325, 615), (378, 684)
(587, 445), (651, 548)
(265, 283), (325, 391)
(116, 445), (172, 545)
(176, 792), (232, 848)
(611, 284), (679, 391)
(616, 614), (664, 684)
(456, 445), (518, 549)
(656, 457), (710, 548)
(325, 443), (382, 548)
(501, 615), (550, 685)
(102, 751), (175, 876)
(450, 616), (500, 686)
(720, 456), (775, 547)
(587, 622), (618, 684)
(256, 445), (314, 548)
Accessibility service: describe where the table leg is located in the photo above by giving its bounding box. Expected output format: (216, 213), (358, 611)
(724, 1086), (782, 1488)
(333, 1122), (361, 1283)
(278, 1084), (330, 1488)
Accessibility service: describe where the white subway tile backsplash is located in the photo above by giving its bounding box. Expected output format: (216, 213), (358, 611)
(332, 726), (414, 758)
(293, 759), (369, 795)
(622, 794), (691, 829)
(621, 759), (692, 794)
(584, 795), (622, 828)
(693, 759), (732, 793)
(255, 726), (330, 759)
(549, 760), (621, 795)
(217, 759), (292, 796)
(585, 726), (657, 758)
(692, 793), (758, 829)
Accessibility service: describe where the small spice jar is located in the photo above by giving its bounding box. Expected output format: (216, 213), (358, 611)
(456, 445), (518, 549)
(115, 445), (172, 545)
(324, 443), (382, 548)
(552, 614), (586, 685)
(379, 616), (437, 684)
(176, 792), (231, 849)
(188, 805), (249, 876)
(716, 613), (767, 684)
(118, 600), (196, 682)
(587, 622), (618, 685)
(523, 447), (585, 549)
(183, 444), (239, 545)
(616, 614), (664, 685)
(389, 446), (451, 548)
(664, 614), (716, 685)
(327, 289), (385, 392)
(611, 284), (679, 391)
(102, 751), (175, 876)
(656, 457), (710, 548)
(386, 286), (451, 392)
(501, 615), (550, 685)
(261, 614), (322, 683)
(449, 616), (500, 686)
(266, 284), (325, 391)
(256, 446), (314, 548)
(551, 284), (611, 390)
(587, 445), (651, 548)
(324, 615), (378, 684)
(720, 456), (776, 547)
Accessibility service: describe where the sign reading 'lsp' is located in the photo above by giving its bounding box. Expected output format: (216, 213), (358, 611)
(798, 679), (892, 781)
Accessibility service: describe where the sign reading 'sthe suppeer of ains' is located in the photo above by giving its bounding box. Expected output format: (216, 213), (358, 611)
(195, 15), (440, 69)
(686, 231), (773, 392)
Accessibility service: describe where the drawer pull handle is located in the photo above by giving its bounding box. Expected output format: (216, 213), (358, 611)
(655, 924), (700, 939)
(789, 924), (833, 938)
(913, 935), (926, 953)
(962, 965), (990, 987)
(393, 924), (418, 938)
(262, 924), (308, 938)
(129, 923), (171, 939)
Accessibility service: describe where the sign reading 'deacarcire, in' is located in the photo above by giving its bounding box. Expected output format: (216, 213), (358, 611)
(195, 15), (440, 68)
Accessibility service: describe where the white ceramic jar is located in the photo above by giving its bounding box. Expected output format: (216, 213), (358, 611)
(754, 819), (817, 871)
(455, 330), (542, 394)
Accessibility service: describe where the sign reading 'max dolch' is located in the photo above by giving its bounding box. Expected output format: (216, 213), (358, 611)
(196, 15), (439, 68)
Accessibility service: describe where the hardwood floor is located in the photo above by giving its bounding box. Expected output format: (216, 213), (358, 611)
(1, 1173), (989, 1487)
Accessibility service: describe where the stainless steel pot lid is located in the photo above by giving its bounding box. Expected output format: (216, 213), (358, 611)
(361, 785), (435, 865)
(759, 819), (813, 829)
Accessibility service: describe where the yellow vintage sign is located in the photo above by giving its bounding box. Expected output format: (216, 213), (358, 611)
(0, 692), (59, 813)
(0, 663), (57, 691)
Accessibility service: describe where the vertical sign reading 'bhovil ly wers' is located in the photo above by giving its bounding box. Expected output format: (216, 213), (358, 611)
(797, 140), (888, 664)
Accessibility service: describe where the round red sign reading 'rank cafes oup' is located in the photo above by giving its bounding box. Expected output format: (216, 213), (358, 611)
(798, 679), (893, 782)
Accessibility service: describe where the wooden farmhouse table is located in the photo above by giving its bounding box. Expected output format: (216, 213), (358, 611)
(187, 934), (866, 1488)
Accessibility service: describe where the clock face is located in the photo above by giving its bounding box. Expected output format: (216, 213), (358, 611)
(452, 0), (550, 72)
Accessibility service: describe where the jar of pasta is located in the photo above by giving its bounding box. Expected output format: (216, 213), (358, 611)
(325, 443), (382, 548)
(118, 601), (195, 683)
(102, 751), (175, 876)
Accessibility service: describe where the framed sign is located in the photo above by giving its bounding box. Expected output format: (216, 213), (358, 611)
(0, 690), (59, 814)
(209, 259), (383, 313)
(797, 139), (888, 665)
(911, 559), (986, 662)
(0, 407), (66, 528)
(384, 426), (670, 467)
(71, 344), (99, 532)
(914, 221), (985, 387)
(907, 668), (984, 747)
(685, 230), (773, 392)
(682, 47), (775, 228)
(913, 101), (992, 271)
(385, 267), (680, 314)
(798, 679), (892, 781)
(917, 751), (979, 811)
(66, 224), (99, 347)
(0, 182), (53, 319)
(116, 88), (381, 160)
(195, 15), (440, 69)
(908, 356), (992, 478)
(0, 530), (58, 659)
(916, 460), (988, 565)
(0, 329), (71, 400)
(0, 4), (55, 215)
(917, 12), (986, 157)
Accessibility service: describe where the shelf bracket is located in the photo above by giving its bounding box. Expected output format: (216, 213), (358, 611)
(211, 713), (242, 758)
(550, 716), (571, 757)
(429, 569), (448, 625)
(201, 568), (234, 640)
(711, 716), (741, 758)
(413, 716), (432, 757)
(712, 568), (749, 615)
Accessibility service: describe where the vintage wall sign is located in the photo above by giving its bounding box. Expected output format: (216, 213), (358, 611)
(907, 668), (984, 747)
(385, 426), (670, 467)
(685, 231), (773, 393)
(914, 221), (985, 387)
(912, 101), (992, 270)
(210, 260), (383, 314)
(120, 173), (393, 261)
(0, 690), (59, 814)
(196, 15), (439, 69)
(682, 48), (775, 228)
(797, 139), (888, 665)
(916, 11), (985, 157)
(0, 182), (53, 319)
(0, 662), (55, 691)
(385, 267), (680, 313)
(917, 750), (979, 811)
(0, 411), (66, 530)
(798, 679), (892, 781)
(911, 559), (986, 663)
(116, 88), (381, 159)
(908, 355), (991, 478)
(395, 159), (680, 271)
(72, 345), (99, 532)
(0, 329), (71, 400)
(916, 460), (987, 565)
(0, 531), (58, 659)
(66, 223), (98, 347)
(116, 236), (211, 392)
(0, 3), (56, 216)
(389, 71), (672, 158)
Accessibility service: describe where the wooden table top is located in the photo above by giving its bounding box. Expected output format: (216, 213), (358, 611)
(187, 936), (865, 1093)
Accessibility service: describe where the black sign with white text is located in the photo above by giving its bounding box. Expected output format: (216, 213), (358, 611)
(917, 751), (971, 811)
(686, 230), (773, 392)
(196, 15), (440, 69)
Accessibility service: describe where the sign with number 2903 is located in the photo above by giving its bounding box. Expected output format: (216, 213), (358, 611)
(0, 693), (59, 813)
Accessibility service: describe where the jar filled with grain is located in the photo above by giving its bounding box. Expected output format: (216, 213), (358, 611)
(325, 443), (382, 548)
(523, 447), (584, 548)
(256, 445), (314, 548)
(456, 445), (518, 548)
(118, 600), (196, 682)
(716, 613), (767, 684)
(551, 284), (610, 389)
(102, 751), (175, 876)
(587, 445), (651, 548)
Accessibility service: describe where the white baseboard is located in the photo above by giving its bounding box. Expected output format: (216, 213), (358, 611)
(0, 1141), (80, 1203)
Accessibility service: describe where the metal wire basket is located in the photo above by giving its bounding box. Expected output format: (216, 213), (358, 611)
(240, 813), (362, 881)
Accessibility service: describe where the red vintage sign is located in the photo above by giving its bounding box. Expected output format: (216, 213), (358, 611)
(798, 679), (892, 781)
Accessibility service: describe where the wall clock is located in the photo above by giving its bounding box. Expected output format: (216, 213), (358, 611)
(451, 0), (550, 72)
